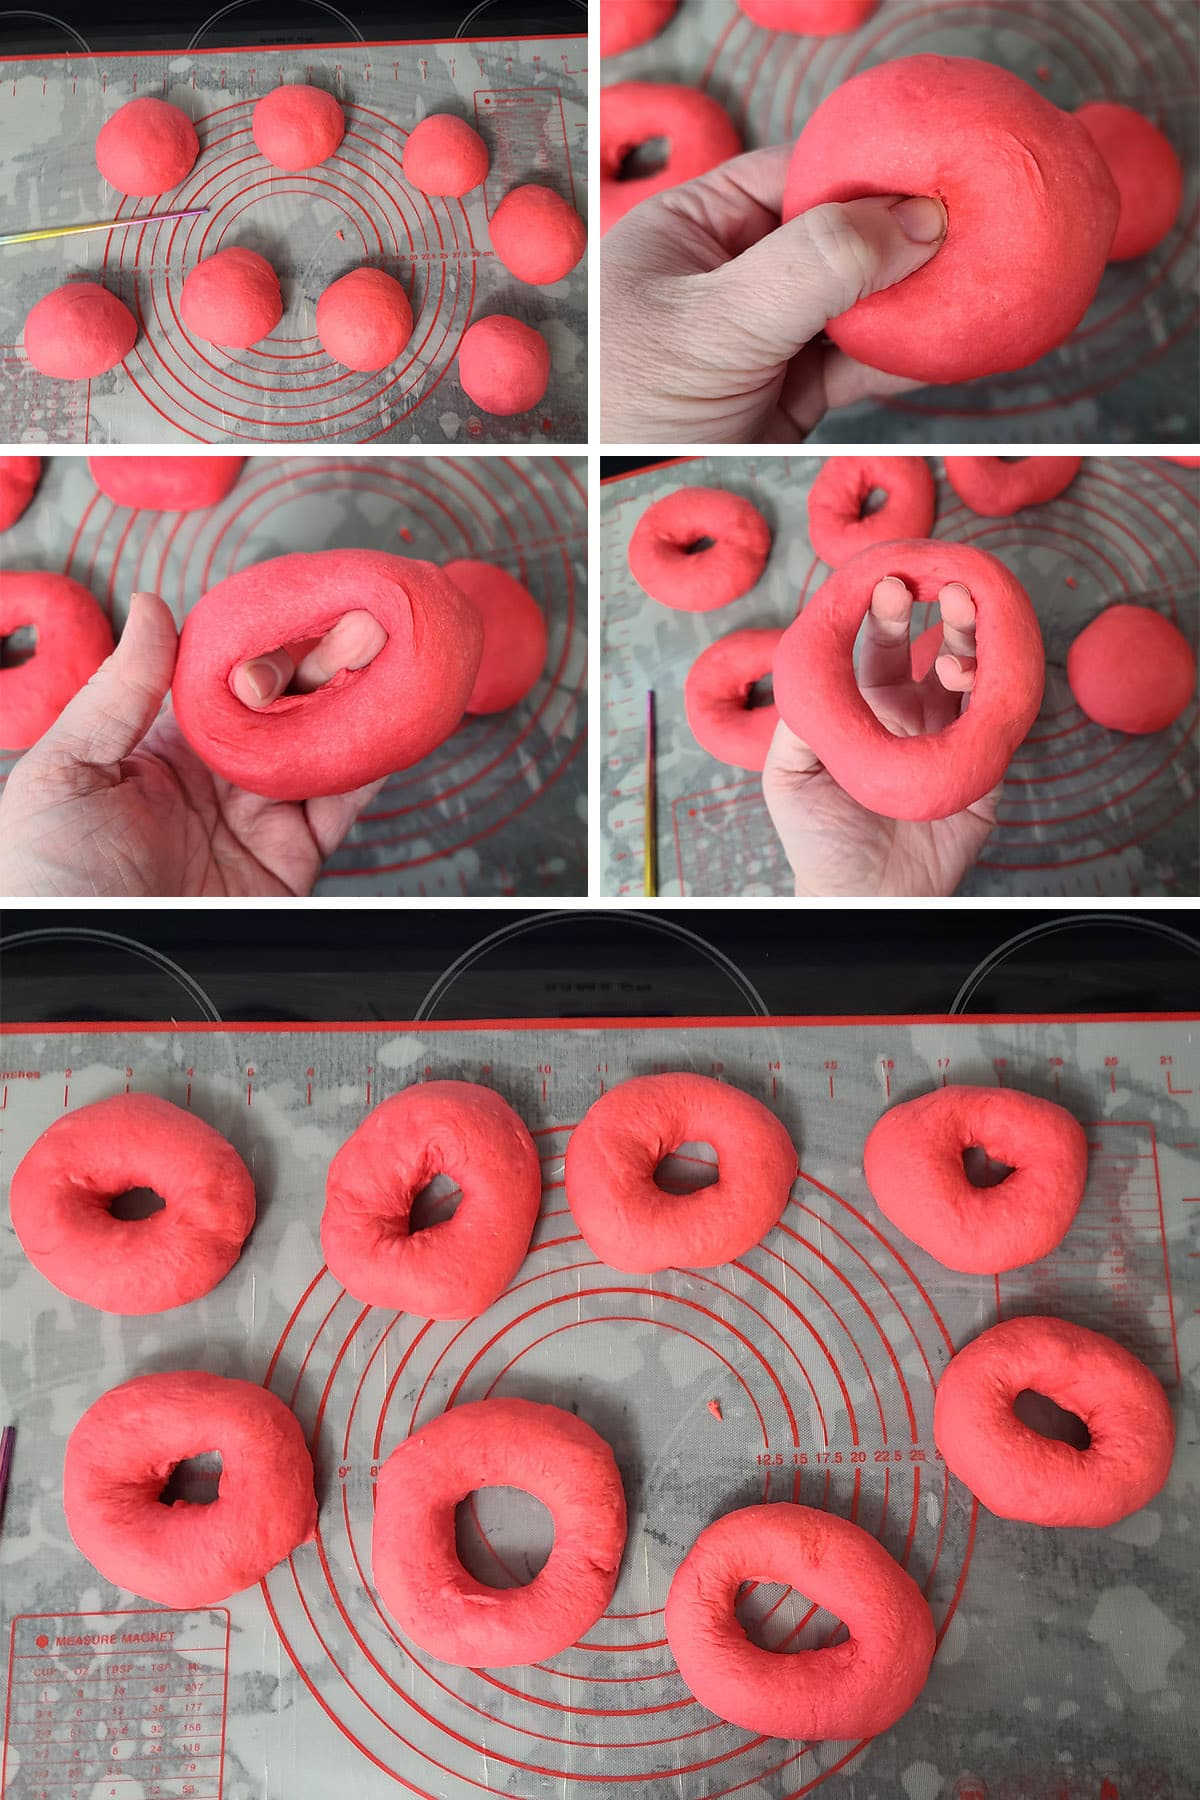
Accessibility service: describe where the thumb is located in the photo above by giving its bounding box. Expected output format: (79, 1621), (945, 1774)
(702, 193), (946, 365)
(43, 591), (178, 768)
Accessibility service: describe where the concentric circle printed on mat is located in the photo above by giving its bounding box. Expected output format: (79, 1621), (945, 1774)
(260, 1145), (977, 1799)
(40, 456), (585, 880)
(701, 0), (1199, 421)
(99, 100), (478, 443)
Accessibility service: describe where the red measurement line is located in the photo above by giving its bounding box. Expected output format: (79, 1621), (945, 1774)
(13, 1648), (226, 1660)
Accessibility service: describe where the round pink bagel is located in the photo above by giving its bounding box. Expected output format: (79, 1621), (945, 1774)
(443, 558), (548, 714)
(373, 1396), (627, 1666)
(782, 56), (1118, 382)
(88, 455), (245, 511)
(738, 0), (879, 33)
(0, 571), (114, 749)
(863, 1084), (1088, 1274)
(9, 1093), (255, 1313)
(685, 627), (783, 770)
(322, 1081), (541, 1319)
(773, 539), (1045, 821)
(565, 1072), (796, 1272)
(666, 1503), (935, 1738)
(64, 1370), (316, 1605)
(172, 548), (483, 800)
(600, 0), (678, 56)
(96, 96), (199, 195)
(934, 1316), (1175, 1527)
(807, 456), (935, 566)
(1067, 604), (1195, 735)
(1075, 102), (1183, 261)
(0, 456), (41, 532)
(628, 486), (770, 611)
(944, 456), (1081, 517)
(24, 282), (137, 380)
(600, 83), (742, 233)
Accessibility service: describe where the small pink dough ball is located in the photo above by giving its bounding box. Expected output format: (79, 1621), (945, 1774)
(24, 282), (137, 380)
(1075, 102), (1183, 261)
(601, 0), (678, 56)
(458, 315), (550, 415)
(317, 268), (413, 371)
(403, 113), (489, 197)
(181, 247), (282, 349)
(0, 457), (41, 532)
(444, 558), (548, 713)
(491, 185), (586, 284)
(1067, 604), (1195, 735)
(96, 96), (199, 196)
(88, 456), (246, 512)
(738, 0), (879, 29)
(252, 82), (344, 171)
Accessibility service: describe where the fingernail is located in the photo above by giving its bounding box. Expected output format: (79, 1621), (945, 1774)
(243, 658), (278, 702)
(890, 196), (946, 243)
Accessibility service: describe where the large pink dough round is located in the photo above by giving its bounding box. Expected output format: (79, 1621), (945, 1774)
(807, 455), (935, 566)
(0, 571), (114, 749)
(403, 113), (489, 196)
(601, 0), (678, 56)
(782, 56), (1119, 382)
(773, 539), (1045, 820)
(252, 82), (344, 171)
(9, 1092), (255, 1312)
(373, 1397), (627, 1667)
(24, 282), (137, 380)
(490, 185), (587, 284)
(172, 548), (483, 800)
(443, 558), (548, 713)
(738, 0), (879, 31)
(96, 96), (199, 195)
(666, 1503), (935, 1738)
(322, 1081), (541, 1318)
(1075, 102), (1183, 261)
(628, 486), (770, 611)
(181, 247), (282, 349)
(317, 267), (413, 371)
(685, 627), (783, 771)
(64, 1370), (317, 1605)
(457, 315), (550, 415)
(1067, 604), (1195, 734)
(88, 455), (245, 511)
(944, 456), (1081, 517)
(0, 456), (41, 532)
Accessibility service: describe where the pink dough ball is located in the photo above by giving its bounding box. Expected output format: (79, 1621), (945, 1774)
(252, 83), (344, 171)
(403, 113), (489, 197)
(24, 282), (137, 380)
(87, 456), (246, 511)
(1067, 605), (1195, 734)
(96, 96), (199, 196)
(1075, 102), (1183, 261)
(490, 185), (586, 284)
(181, 247), (282, 349)
(0, 457), (41, 532)
(443, 558), (548, 713)
(317, 268), (413, 371)
(457, 314), (550, 415)
(601, 0), (678, 55)
(738, 0), (878, 30)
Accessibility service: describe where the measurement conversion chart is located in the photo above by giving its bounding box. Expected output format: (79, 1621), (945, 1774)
(0, 1016), (1196, 1800)
(2, 1609), (229, 1800)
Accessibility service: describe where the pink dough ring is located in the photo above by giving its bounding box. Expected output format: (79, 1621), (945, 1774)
(773, 540), (1044, 821)
(863, 1084), (1088, 1274)
(601, 0), (678, 56)
(685, 627), (784, 770)
(565, 1072), (797, 1272)
(738, 1), (879, 33)
(172, 549), (483, 800)
(944, 456), (1081, 517)
(64, 1370), (317, 1605)
(24, 282), (137, 380)
(0, 571), (114, 749)
(0, 456), (41, 531)
(1075, 103), (1183, 261)
(601, 83), (742, 234)
(1067, 604), (1196, 735)
(322, 1081), (541, 1319)
(808, 456), (935, 566)
(373, 1396), (627, 1666)
(628, 487), (770, 612)
(9, 1093), (255, 1313)
(934, 1316), (1175, 1527)
(443, 559), (548, 714)
(665, 1503), (935, 1738)
(782, 56), (1119, 382)
(88, 455), (245, 511)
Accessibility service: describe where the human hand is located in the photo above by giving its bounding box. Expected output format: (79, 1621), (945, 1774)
(0, 593), (385, 897)
(601, 145), (947, 444)
(762, 578), (1000, 896)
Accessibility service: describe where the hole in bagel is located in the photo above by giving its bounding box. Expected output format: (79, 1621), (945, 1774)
(617, 135), (670, 181)
(735, 1579), (849, 1654)
(746, 674), (775, 710)
(1013, 1389), (1091, 1451)
(159, 1452), (223, 1507)
(681, 535), (716, 556)
(859, 486), (888, 519)
(409, 1172), (462, 1234)
(455, 1485), (554, 1588)
(1, 624), (38, 668)
(109, 1185), (167, 1221)
(655, 1140), (719, 1194)
(962, 1145), (1016, 1188)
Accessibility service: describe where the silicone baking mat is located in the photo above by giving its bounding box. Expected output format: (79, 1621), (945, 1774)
(604, 0), (1199, 445)
(599, 455), (1200, 898)
(0, 35), (586, 444)
(1, 455), (587, 895)
(0, 1013), (1196, 1800)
